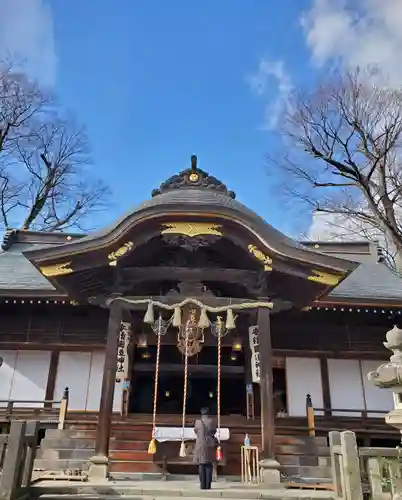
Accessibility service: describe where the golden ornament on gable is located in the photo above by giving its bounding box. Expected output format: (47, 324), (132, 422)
(108, 241), (134, 266)
(308, 269), (340, 286)
(188, 172), (199, 182)
(161, 222), (223, 238)
(40, 262), (73, 277)
(248, 244), (273, 271)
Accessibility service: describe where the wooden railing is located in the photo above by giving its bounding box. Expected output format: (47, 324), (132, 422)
(330, 430), (402, 500)
(305, 394), (389, 437)
(0, 420), (41, 500)
(0, 387), (69, 430)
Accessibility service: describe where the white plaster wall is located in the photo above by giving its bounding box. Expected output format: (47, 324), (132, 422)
(286, 357), (324, 417)
(328, 359), (365, 416)
(361, 359), (394, 417)
(10, 351), (51, 407)
(0, 351), (17, 406)
(54, 352), (92, 410)
(86, 351), (122, 412)
(86, 351), (105, 411)
(55, 350), (122, 412)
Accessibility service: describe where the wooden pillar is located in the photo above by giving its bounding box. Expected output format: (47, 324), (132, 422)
(257, 305), (281, 484)
(89, 300), (122, 479)
(320, 356), (331, 416)
(257, 307), (275, 458)
(44, 350), (59, 407)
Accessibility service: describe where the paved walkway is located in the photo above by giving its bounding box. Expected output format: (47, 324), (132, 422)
(32, 479), (336, 500)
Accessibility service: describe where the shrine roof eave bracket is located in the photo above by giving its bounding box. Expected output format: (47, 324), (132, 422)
(22, 203), (359, 301)
(23, 202), (358, 271)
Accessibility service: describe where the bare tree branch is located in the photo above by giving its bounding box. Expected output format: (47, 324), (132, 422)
(0, 60), (109, 233)
(271, 66), (402, 271)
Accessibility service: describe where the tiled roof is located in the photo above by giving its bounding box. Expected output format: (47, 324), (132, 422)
(78, 189), (309, 252)
(1, 189), (401, 302)
(0, 242), (55, 291)
(329, 262), (402, 300)
(1, 240), (401, 302)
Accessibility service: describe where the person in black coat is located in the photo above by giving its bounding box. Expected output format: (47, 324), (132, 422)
(193, 407), (217, 490)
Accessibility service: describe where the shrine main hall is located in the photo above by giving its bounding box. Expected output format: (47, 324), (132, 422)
(0, 156), (399, 479)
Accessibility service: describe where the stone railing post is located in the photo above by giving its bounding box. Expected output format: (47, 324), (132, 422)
(21, 421), (39, 487)
(340, 431), (363, 500)
(0, 421), (26, 500)
(329, 431), (343, 498)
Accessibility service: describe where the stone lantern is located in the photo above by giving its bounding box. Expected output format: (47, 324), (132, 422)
(367, 325), (402, 435)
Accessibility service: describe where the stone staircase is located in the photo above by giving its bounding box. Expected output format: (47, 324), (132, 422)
(34, 417), (332, 485)
(30, 478), (336, 500)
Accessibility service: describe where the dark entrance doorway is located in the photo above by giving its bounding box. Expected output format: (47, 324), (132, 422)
(130, 372), (245, 415)
(130, 345), (246, 415)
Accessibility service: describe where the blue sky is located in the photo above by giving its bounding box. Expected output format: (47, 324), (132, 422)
(1, 0), (400, 238)
(51, 0), (311, 236)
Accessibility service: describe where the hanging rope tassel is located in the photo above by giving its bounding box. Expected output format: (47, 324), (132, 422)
(148, 438), (156, 455)
(172, 306), (182, 327)
(225, 308), (236, 330)
(143, 302), (155, 324)
(198, 307), (210, 329)
(179, 440), (186, 457)
(179, 317), (190, 457)
(216, 323), (223, 462)
(148, 314), (162, 454)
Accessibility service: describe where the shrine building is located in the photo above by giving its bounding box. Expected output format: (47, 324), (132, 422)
(0, 156), (400, 479)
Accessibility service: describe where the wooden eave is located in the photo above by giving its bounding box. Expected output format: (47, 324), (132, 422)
(315, 297), (402, 308)
(22, 204), (359, 301)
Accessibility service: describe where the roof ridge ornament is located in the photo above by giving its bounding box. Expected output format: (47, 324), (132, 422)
(151, 155), (236, 199)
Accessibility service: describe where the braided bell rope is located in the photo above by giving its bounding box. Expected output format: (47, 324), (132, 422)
(110, 296), (273, 312)
(217, 328), (222, 444)
(151, 316), (162, 440)
(181, 319), (190, 445)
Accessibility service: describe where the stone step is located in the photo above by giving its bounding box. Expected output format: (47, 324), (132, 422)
(36, 448), (94, 460)
(275, 436), (328, 447)
(39, 438), (95, 449)
(276, 444), (330, 456)
(32, 495), (335, 500)
(30, 480), (336, 499)
(34, 458), (90, 470)
(277, 455), (331, 468)
(281, 465), (332, 480)
(39, 437), (150, 452)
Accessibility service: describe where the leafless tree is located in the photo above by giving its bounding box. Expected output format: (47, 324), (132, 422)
(0, 60), (109, 232)
(273, 67), (402, 270)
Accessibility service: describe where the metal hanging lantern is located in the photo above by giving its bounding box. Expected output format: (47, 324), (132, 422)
(211, 315), (229, 338)
(136, 333), (148, 348)
(151, 314), (169, 336)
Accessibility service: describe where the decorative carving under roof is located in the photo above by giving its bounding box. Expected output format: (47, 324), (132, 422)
(151, 155), (236, 199)
(1, 229), (18, 250)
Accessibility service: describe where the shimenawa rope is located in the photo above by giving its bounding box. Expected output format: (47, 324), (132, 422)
(109, 296), (273, 313)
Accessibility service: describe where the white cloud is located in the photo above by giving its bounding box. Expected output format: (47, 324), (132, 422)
(309, 212), (367, 241)
(301, 0), (402, 86)
(0, 0), (57, 86)
(247, 59), (293, 130)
